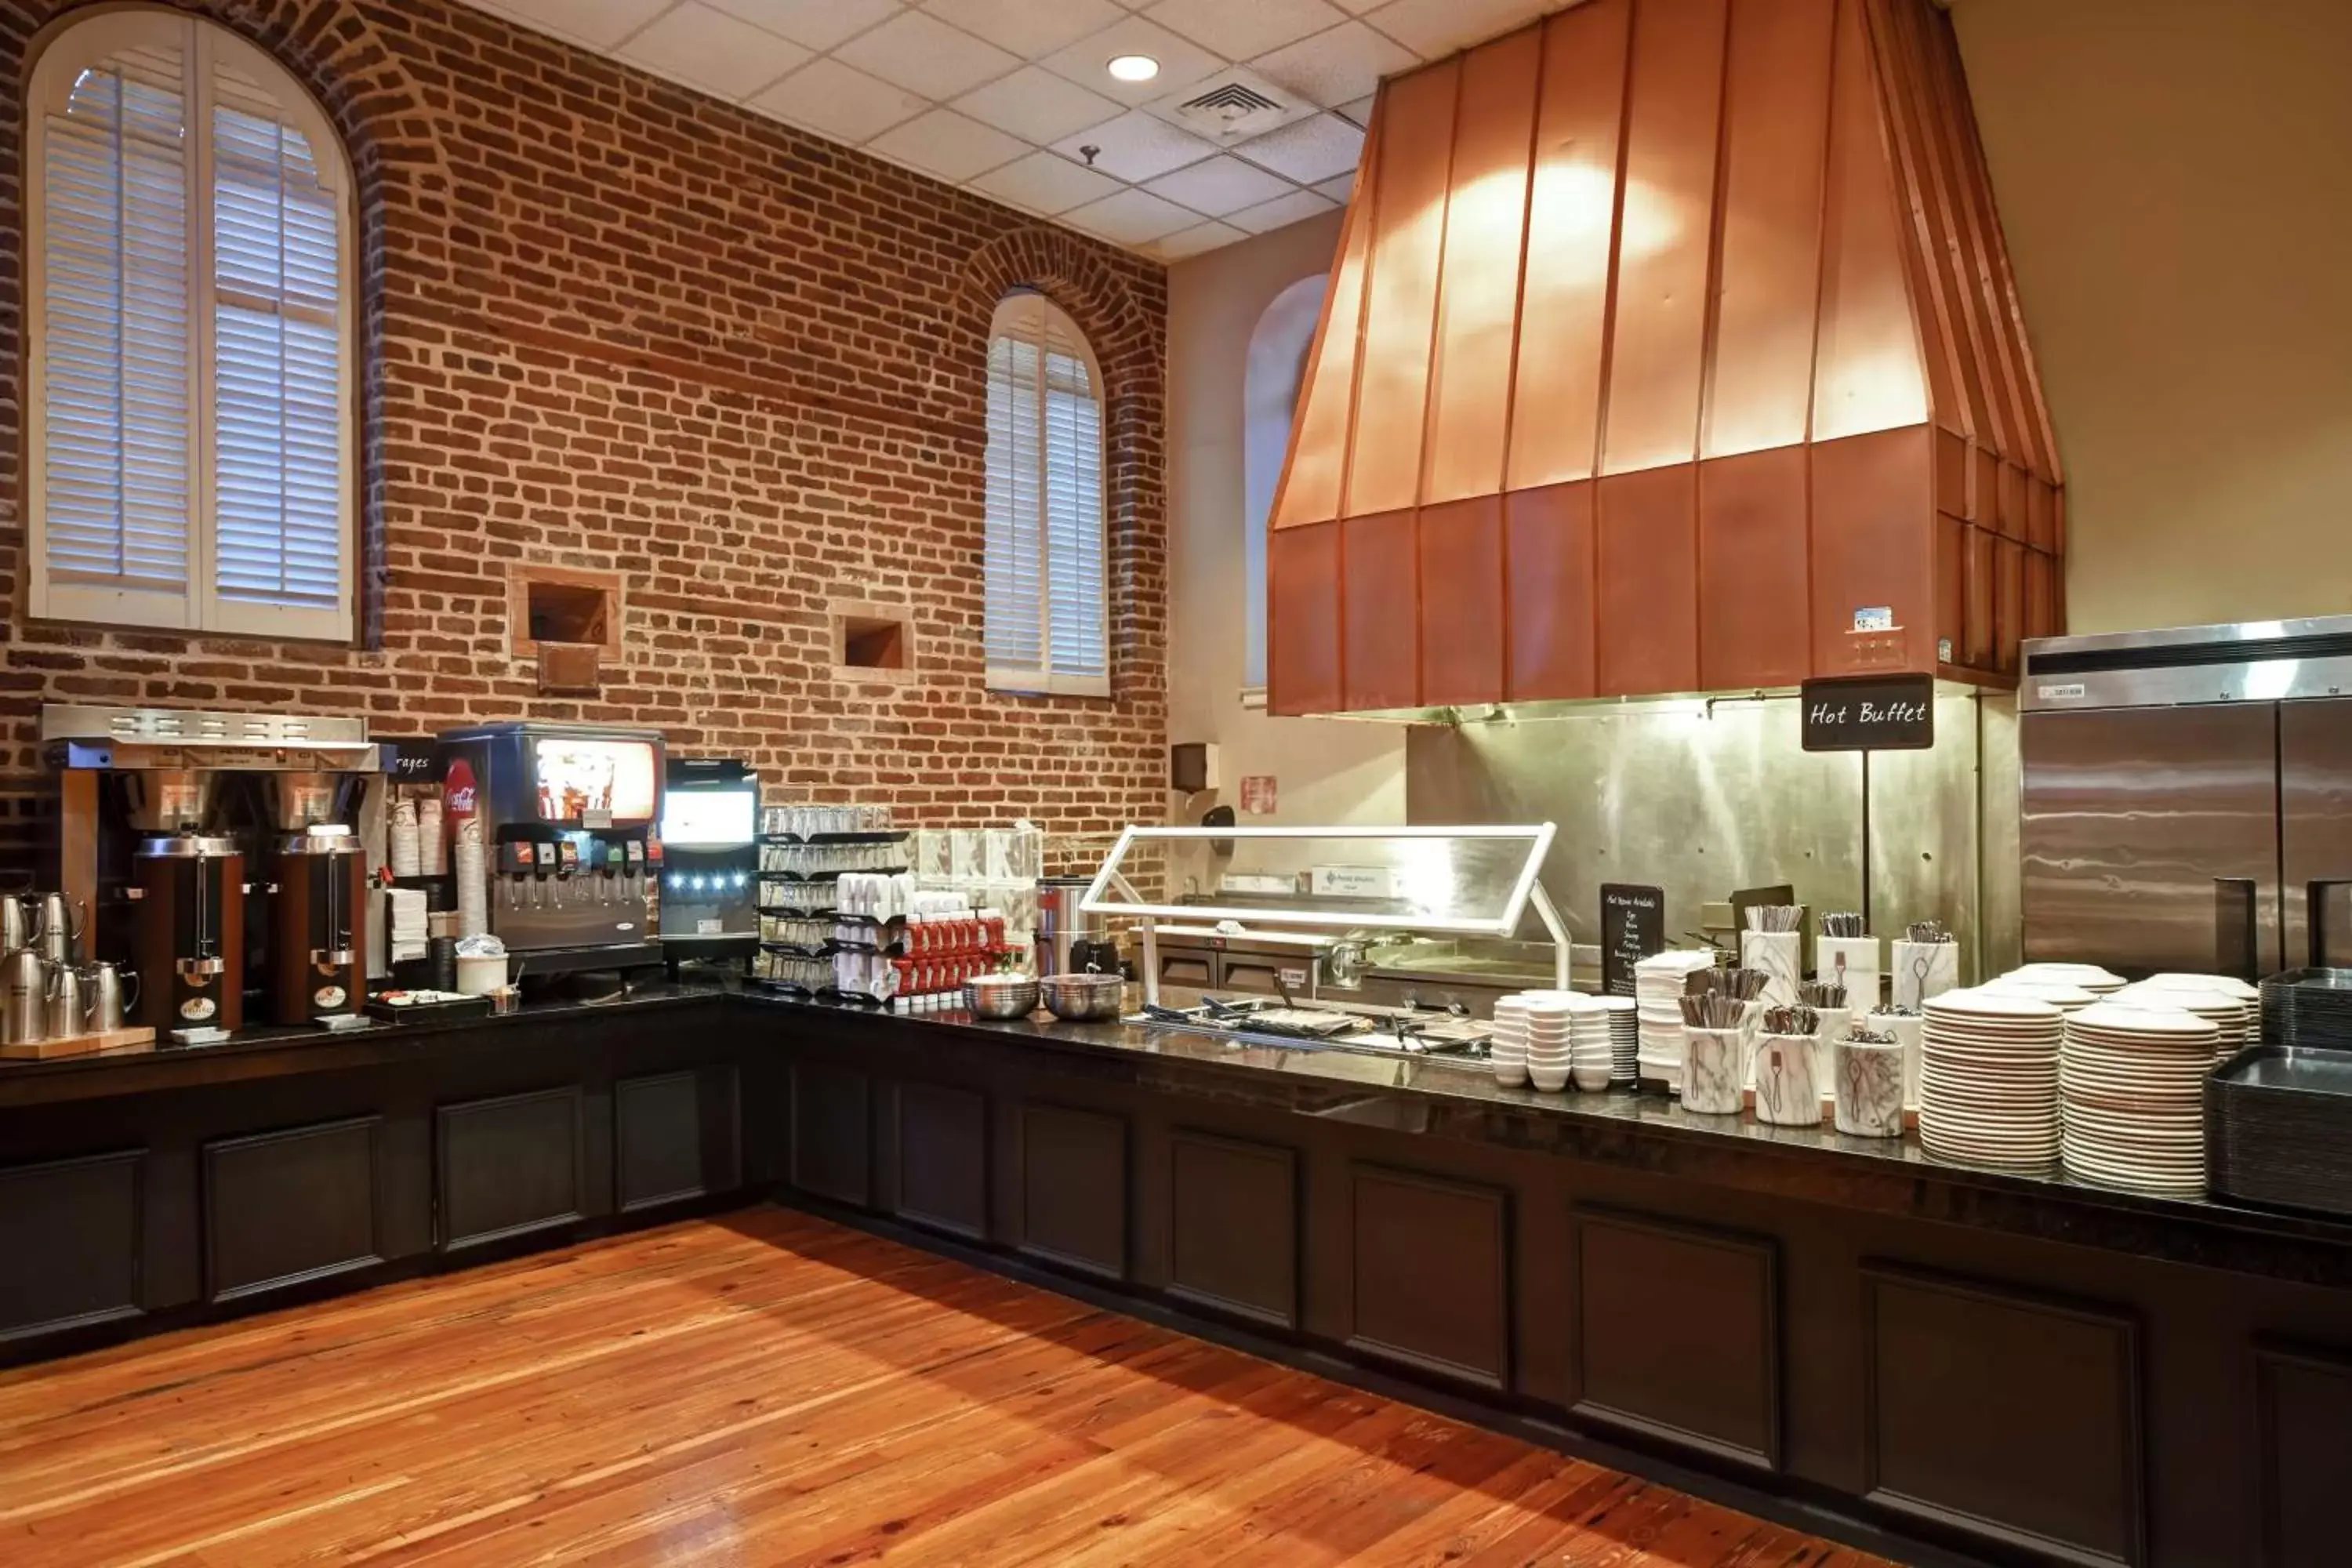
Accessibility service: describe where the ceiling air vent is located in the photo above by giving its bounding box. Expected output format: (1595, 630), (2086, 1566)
(1145, 67), (1314, 143)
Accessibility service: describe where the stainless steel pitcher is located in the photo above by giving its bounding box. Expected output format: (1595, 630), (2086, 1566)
(35, 892), (83, 964)
(4, 949), (49, 1046)
(87, 961), (137, 1033)
(0, 894), (30, 956)
(45, 960), (91, 1040)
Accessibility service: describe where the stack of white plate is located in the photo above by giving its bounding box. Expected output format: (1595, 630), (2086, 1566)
(1570, 1000), (1613, 1091)
(1919, 990), (2065, 1168)
(1600, 996), (1639, 1084)
(2132, 974), (2258, 1062)
(2060, 1000), (2218, 1194)
(1635, 951), (1717, 1091)
(1525, 999), (1573, 1092)
(1490, 996), (1530, 1088)
(1980, 976), (2099, 1013)
(2006, 962), (2126, 996)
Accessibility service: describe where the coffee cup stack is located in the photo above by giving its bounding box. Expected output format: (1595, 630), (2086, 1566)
(1524, 998), (1574, 1091)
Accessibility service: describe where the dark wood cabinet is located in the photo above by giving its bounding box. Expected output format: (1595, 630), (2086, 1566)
(1347, 1163), (1509, 1388)
(893, 1082), (988, 1240)
(1570, 1207), (1780, 1471)
(2256, 1341), (2352, 1568)
(205, 1118), (384, 1302)
(0, 1149), (145, 1341)
(437, 1087), (586, 1252)
(790, 1062), (872, 1208)
(1863, 1264), (2144, 1567)
(1018, 1104), (1127, 1280)
(615, 1066), (741, 1214)
(1167, 1131), (1298, 1330)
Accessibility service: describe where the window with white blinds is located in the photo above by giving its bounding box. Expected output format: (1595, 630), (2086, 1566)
(985, 292), (1109, 698)
(28, 12), (354, 640)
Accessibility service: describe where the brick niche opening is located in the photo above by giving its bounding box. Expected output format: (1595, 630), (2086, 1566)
(833, 603), (918, 684)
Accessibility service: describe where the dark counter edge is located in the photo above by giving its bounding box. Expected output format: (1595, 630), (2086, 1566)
(7, 980), (2350, 1284)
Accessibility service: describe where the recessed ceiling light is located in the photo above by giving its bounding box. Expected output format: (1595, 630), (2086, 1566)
(1106, 54), (1160, 83)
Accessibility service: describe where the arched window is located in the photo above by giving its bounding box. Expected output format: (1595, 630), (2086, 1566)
(28, 10), (355, 639)
(985, 291), (1108, 698)
(1243, 274), (1328, 694)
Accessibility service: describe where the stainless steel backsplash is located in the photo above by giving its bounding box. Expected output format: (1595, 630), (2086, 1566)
(1406, 691), (2019, 982)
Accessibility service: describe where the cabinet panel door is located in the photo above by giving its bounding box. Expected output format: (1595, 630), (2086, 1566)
(1348, 1164), (1508, 1388)
(0, 1150), (144, 1341)
(617, 1067), (742, 1214)
(895, 1082), (988, 1241)
(437, 1088), (585, 1252)
(1168, 1131), (1298, 1330)
(790, 1062), (872, 1209)
(2257, 1342), (2352, 1568)
(206, 1118), (383, 1301)
(1018, 1105), (1127, 1280)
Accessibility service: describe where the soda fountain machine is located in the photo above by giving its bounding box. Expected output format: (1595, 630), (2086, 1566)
(659, 757), (757, 972)
(436, 723), (666, 975)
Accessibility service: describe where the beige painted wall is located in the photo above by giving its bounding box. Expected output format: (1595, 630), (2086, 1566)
(1164, 211), (1408, 829)
(1953, 0), (2352, 633)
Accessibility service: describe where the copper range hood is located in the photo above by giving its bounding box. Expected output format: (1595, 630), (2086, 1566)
(1267, 0), (2062, 716)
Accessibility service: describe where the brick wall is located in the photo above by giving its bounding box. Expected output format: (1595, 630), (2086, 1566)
(0, 0), (1169, 879)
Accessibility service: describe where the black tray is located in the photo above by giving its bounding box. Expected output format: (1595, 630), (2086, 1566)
(2259, 967), (2352, 1049)
(365, 993), (494, 1025)
(2206, 1042), (2352, 1218)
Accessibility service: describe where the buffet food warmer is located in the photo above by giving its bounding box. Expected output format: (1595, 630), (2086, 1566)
(1078, 824), (1569, 1065)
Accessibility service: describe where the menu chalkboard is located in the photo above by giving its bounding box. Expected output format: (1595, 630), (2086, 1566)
(1600, 883), (1666, 997)
(1800, 673), (1935, 752)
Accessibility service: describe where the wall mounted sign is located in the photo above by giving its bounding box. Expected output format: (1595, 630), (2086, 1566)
(1800, 673), (1935, 752)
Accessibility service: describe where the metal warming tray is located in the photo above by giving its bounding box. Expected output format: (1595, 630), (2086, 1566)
(2205, 1043), (2352, 1218)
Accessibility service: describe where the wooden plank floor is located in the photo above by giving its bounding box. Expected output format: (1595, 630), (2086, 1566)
(0, 1207), (1896, 1566)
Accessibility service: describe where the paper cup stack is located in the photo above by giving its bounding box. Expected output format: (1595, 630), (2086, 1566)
(1491, 996), (1531, 1088)
(1636, 951), (1718, 1092)
(1600, 996), (1639, 1084)
(1918, 989), (2064, 1169)
(1525, 999), (1574, 1091)
(2060, 1000), (2218, 1194)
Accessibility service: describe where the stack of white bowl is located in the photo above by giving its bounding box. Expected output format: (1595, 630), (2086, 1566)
(1600, 996), (1639, 1084)
(1918, 989), (2065, 1169)
(1525, 998), (1575, 1091)
(2060, 1000), (2218, 1194)
(1490, 996), (1530, 1088)
(1570, 1000), (1613, 1091)
(1635, 950), (1718, 1092)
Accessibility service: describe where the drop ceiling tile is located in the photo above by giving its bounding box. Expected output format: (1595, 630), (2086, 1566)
(619, 2), (814, 100)
(1062, 186), (1200, 245)
(1226, 187), (1338, 234)
(1142, 0), (1347, 63)
(1041, 14), (1227, 106)
(837, 9), (1022, 101)
(954, 65), (1124, 144)
(703, 0), (902, 52)
(970, 149), (1125, 214)
(1313, 171), (1356, 201)
(1361, 0), (1555, 59)
(920, 0), (1124, 59)
(1249, 20), (1415, 108)
(1141, 154), (1292, 217)
(869, 107), (1031, 180)
(1233, 113), (1362, 183)
(1336, 93), (1376, 126)
(749, 56), (928, 142)
(482, 0), (675, 51)
(1149, 220), (1249, 260)
(1050, 107), (1218, 183)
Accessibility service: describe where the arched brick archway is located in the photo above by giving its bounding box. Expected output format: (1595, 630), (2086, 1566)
(962, 225), (1167, 700)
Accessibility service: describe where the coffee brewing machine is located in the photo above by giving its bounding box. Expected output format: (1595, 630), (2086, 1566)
(659, 757), (757, 971)
(436, 723), (665, 975)
(42, 706), (383, 1040)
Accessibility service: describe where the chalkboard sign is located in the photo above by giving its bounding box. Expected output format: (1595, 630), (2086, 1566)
(1600, 883), (1666, 997)
(1799, 673), (1935, 752)
(375, 736), (445, 782)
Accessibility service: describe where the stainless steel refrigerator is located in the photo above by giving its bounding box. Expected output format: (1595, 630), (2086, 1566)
(2019, 618), (2352, 980)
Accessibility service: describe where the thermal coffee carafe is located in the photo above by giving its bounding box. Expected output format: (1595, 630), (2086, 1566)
(134, 836), (245, 1034)
(270, 829), (367, 1024)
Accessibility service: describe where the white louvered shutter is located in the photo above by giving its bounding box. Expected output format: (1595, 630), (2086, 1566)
(30, 14), (352, 639)
(985, 293), (1109, 697)
(34, 37), (194, 626)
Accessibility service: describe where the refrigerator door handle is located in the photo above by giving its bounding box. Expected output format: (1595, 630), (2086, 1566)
(2215, 877), (2259, 985)
(2308, 880), (2352, 970)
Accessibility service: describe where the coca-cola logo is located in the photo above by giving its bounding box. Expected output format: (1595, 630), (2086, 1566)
(446, 783), (476, 815)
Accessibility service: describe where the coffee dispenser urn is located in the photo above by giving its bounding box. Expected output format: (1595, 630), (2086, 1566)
(271, 829), (367, 1025)
(134, 836), (245, 1035)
